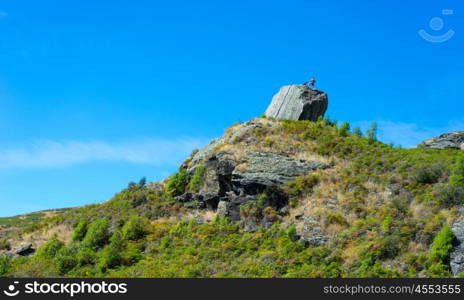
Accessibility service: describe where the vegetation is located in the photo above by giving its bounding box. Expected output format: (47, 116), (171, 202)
(165, 168), (189, 197)
(430, 225), (455, 264)
(1, 118), (463, 278)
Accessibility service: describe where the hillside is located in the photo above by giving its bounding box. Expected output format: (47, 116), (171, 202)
(1, 86), (464, 278)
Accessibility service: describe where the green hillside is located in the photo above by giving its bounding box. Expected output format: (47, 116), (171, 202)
(1, 117), (463, 278)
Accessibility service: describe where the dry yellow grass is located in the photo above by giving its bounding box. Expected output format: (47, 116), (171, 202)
(9, 224), (73, 251)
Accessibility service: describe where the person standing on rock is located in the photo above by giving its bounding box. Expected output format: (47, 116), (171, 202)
(309, 77), (316, 88)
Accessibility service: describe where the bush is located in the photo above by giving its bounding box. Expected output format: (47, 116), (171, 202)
(131, 191), (148, 207)
(435, 184), (464, 208)
(55, 247), (78, 275)
(0, 255), (11, 276)
(414, 164), (444, 184)
(338, 122), (350, 137)
(36, 235), (64, 258)
(353, 127), (363, 137)
(261, 185), (288, 209)
(366, 123), (378, 142)
(450, 157), (464, 186)
(187, 165), (205, 192)
(122, 216), (147, 241)
(430, 225), (455, 264)
(287, 174), (319, 199)
(165, 168), (189, 197)
(378, 235), (401, 259)
(72, 219), (89, 241)
(82, 219), (110, 250)
(76, 247), (97, 266)
(99, 230), (124, 269)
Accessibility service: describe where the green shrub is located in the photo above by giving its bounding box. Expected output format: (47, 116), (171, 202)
(378, 235), (401, 259)
(414, 164), (444, 184)
(426, 263), (451, 278)
(99, 231), (124, 269)
(36, 235), (64, 258)
(435, 184), (464, 208)
(0, 255), (11, 276)
(285, 224), (297, 241)
(76, 247), (97, 266)
(338, 122), (350, 137)
(187, 165), (205, 192)
(82, 219), (110, 250)
(139, 177), (147, 187)
(55, 247), (78, 275)
(72, 219), (88, 241)
(122, 216), (147, 241)
(165, 168), (189, 197)
(261, 185), (288, 209)
(287, 174), (319, 198)
(131, 191), (148, 207)
(240, 196), (266, 217)
(430, 225), (455, 264)
(366, 123), (378, 142)
(450, 157), (464, 186)
(353, 127), (363, 137)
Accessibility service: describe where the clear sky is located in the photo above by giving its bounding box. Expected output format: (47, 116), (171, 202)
(0, 0), (462, 216)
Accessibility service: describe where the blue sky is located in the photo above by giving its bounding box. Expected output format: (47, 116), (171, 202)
(0, 0), (462, 216)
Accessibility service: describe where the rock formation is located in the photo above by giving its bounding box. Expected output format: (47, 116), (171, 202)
(419, 132), (464, 150)
(264, 85), (328, 121)
(451, 217), (464, 276)
(175, 84), (330, 233)
(177, 117), (329, 232)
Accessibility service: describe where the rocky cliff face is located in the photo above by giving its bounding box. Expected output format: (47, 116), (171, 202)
(419, 132), (464, 150)
(264, 85), (328, 121)
(177, 118), (329, 232)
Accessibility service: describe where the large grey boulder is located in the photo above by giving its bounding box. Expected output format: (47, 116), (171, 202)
(14, 243), (35, 256)
(419, 132), (464, 150)
(264, 85), (328, 121)
(451, 218), (464, 276)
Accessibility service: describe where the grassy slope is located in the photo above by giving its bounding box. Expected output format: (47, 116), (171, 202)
(1, 118), (463, 278)
(0, 209), (70, 228)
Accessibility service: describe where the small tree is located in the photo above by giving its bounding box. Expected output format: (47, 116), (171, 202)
(165, 168), (189, 197)
(122, 216), (147, 241)
(366, 123), (378, 142)
(55, 247), (78, 275)
(36, 235), (64, 258)
(338, 122), (350, 137)
(99, 230), (124, 269)
(82, 219), (110, 250)
(353, 127), (363, 137)
(139, 177), (147, 187)
(72, 219), (89, 241)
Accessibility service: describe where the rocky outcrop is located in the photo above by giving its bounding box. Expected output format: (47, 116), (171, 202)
(179, 149), (328, 229)
(264, 85), (328, 121)
(451, 218), (464, 276)
(173, 88), (331, 232)
(419, 132), (464, 150)
(14, 244), (35, 256)
(232, 152), (328, 195)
